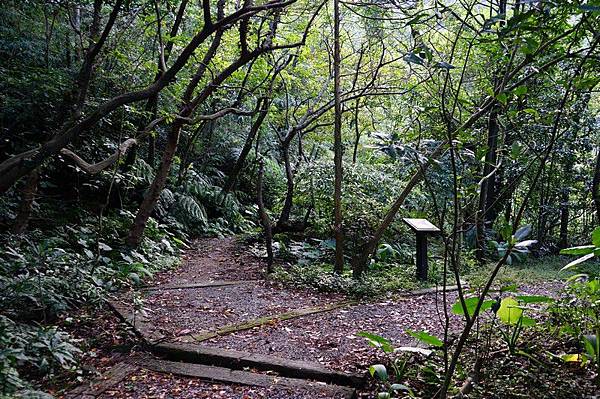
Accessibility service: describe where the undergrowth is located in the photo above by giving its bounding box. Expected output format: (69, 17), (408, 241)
(0, 208), (181, 396)
(464, 256), (571, 290)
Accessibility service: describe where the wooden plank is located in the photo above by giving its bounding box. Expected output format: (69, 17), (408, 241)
(152, 342), (365, 388)
(107, 299), (166, 344)
(405, 283), (467, 296)
(184, 300), (357, 343)
(142, 280), (253, 291)
(65, 361), (139, 398)
(134, 356), (356, 399)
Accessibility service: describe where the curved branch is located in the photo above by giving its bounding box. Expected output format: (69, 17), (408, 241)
(60, 138), (137, 174)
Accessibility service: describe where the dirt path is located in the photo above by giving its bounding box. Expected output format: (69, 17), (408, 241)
(90, 237), (566, 399)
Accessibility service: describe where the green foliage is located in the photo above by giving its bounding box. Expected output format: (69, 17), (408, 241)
(551, 231), (600, 384)
(451, 297), (495, 318)
(487, 225), (537, 265)
(560, 227), (600, 271)
(0, 315), (80, 395)
(272, 262), (424, 297)
(0, 208), (181, 394)
(294, 160), (408, 244)
(405, 330), (443, 348)
(465, 256), (569, 290)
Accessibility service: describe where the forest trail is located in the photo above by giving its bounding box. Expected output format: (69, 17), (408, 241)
(70, 237), (560, 398)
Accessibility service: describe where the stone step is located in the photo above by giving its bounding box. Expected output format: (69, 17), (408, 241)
(135, 355), (357, 399)
(153, 342), (365, 388)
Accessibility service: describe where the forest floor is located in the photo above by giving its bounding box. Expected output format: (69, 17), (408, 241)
(62, 237), (571, 399)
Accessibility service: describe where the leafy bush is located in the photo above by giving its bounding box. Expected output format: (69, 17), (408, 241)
(272, 262), (427, 297)
(293, 160), (408, 242)
(0, 208), (182, 394)
(1, 315), (80, 396)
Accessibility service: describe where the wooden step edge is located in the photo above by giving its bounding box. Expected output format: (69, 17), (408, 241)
(152, 342), (366, 388)
(107, 299), (166, 345)
(141, 280), (256, 291)
(183, 300), (358, 343)
(405, 282), (469, 296)
(64, 360), (140, 398)
(133, 355), (357, 399)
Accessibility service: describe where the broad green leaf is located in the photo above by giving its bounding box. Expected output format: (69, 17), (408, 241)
(513, 86), (527, 96)
(583, 335), (598, 356)
(559, 245), (595, 256)
(369, 364), (388, 381)
(566, 273), (589, 282)
(452, 297), (495, 317)
(561, 353), (581, 362)
(515, 295), (553, 304)
(357, 332), (394, 353)
(406, 330), (443, 347)
(395, 346), (433, 356)
(497, 297), (523, 325)
(592, 227), (600, 247)
(561, 253), (595, 271)
(496, 92), (508, 105)
(515, 239), (537, 248)
(522, 108), (539, 117)
(511, 142), (522, 158)
(520, 316), (536, 327)
(514, 225), (532, 241)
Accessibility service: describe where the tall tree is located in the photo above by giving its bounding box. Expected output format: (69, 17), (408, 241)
(333, 0), (344, 273)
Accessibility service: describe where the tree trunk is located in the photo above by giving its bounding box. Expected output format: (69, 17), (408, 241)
(127, 121), (183, 246)
(476, 107), (499, 260)
(352, 98), (360, 164)
(277, 142), (294, 228)
(12, 169), (39, 234)
(351, 146), (444, 277)
(593, 149), (600, 223)
(222, 97), (270, 195)
(257, 160), (274, 273)
(559, 187), (569, 249)
(333, 0), (344, 273)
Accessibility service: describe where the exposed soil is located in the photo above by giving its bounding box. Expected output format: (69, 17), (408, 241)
(203, 293), (462, 374)
(149, 237), (266, 285)
(141, 281), (345, 339)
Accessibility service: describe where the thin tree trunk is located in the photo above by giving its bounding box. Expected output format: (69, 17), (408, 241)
(352, 98), (360, 164)
(476, 107), (499, 260)
(12, 169), (39, 234)
(559, 187), (569, 249)
(333, 0), (344, 273)
(222, 97), (270, 195)
(593, 149), (600, 223)
(257, 160), (274, 273)
(277, 142), (294, 227)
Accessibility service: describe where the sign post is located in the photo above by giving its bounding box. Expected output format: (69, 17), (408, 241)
(402, 218), (440, 280)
